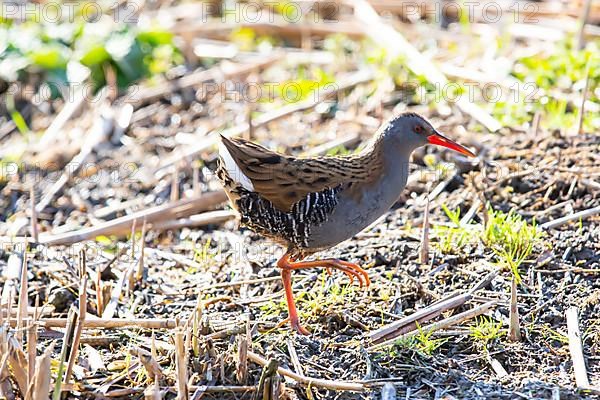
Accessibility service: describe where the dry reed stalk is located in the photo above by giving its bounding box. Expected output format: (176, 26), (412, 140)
(151, 210), (237, 232)
(236, 316), (250, 384)
(286, 338), (304, 377)
(151, 332), (158, 364)
(192, 162), (200, 196)
(26, 297), (39, 386)
(566, 307), (590, 389)
(64, 250), (88, 385)
(370, 301), (497, 351)
(52, 305), (76, 400)
(368, 292), (472, 344)
(530, 111), (541, 139)
(0, 327), (9, 393)
(183, 324), (192, 381)
(95, 266), (104, 316)
(40, 191), (228, 246)
(420, 198), (430, 265)
(107, 384), (258, 396)
(191, 297), (203, 357)
(130, 219), (137, 260)
(30, 186), (38, 243)
(16, 249), (28, 346)
(36, 85), (87, 147)
(7, 334), (28, 396)
(247, 351), (363, 392)
(10, 317), (179, 330)
(174, 329), (189, 400)
(102, 263), (128, 319)
(508, 277), (522, 342)
(541, 205), (600, 230)
(577, 0), (593, 49)
(576, 60), (591, 135)
(459, 198), (482, 226)
(171, 167), (180, 202)
(136, 219), (147, 284)
(30, 342), (55, 400)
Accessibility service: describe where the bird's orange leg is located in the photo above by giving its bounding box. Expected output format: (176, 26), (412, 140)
(276, 253), (371, 335)
(279, 268), (310, 335)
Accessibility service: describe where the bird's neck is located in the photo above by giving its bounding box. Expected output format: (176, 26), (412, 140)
(357, 130), (413, 183)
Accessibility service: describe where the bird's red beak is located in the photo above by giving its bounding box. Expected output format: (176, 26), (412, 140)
(428, 132), (476, 157)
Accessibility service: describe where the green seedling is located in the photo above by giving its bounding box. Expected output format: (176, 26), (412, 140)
(483, 206), (543, 283)
(433, 204), (478, 254)
(470, 316), (503, 348)
(392, 324), (447, 357)
(193, 238), (220, 271)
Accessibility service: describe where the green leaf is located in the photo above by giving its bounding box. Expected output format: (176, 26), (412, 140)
(95, 235), (113, 246)
(10, 110), (29, 134)
(136, 29), (173, 46)
(29, 46), (69, 69)
(80, 45), (110, 66)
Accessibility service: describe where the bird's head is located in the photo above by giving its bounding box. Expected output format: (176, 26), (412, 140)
(383, 112), (476, 157)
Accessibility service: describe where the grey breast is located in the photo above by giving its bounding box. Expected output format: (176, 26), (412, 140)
(306, 167), (408, 250)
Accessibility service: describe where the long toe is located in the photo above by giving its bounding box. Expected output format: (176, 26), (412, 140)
(339, 261), (371, 287)
(329, 261), (364, 287)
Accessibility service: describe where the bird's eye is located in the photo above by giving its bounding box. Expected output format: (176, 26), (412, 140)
(414, 125), (423, 134)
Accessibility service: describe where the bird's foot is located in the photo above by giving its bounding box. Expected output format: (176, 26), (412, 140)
(322, 259), (371, 287)
(276, 254), (370, 335)
(281, 258), (371, 288)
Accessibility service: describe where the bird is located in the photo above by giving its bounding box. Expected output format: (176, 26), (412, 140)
(215, 112), (475, 334)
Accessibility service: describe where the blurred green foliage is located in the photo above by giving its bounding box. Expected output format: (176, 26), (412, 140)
(276, 66), (334, 103)
(513, 39), (598, 92)
(494, 37), (599, 132)
(360, 31), (599, 134)
(0, 10), (181, 97)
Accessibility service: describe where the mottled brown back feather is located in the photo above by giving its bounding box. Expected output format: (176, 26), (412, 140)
(219, 134), (384, 212)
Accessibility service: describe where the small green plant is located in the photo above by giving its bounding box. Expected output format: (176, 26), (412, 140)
(532, 323), (569, 345)
(325, 144), (351, 156)
(414, 326), (448, 355)
(483, 207), (543, 282)
(393, 324), (447, 357)
(193, 238), (219, 270)
(433, 204), (478, 254)
(470, 316), (503, 348)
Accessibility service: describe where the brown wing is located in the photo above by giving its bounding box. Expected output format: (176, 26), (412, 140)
(219, 135), (382, 212)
